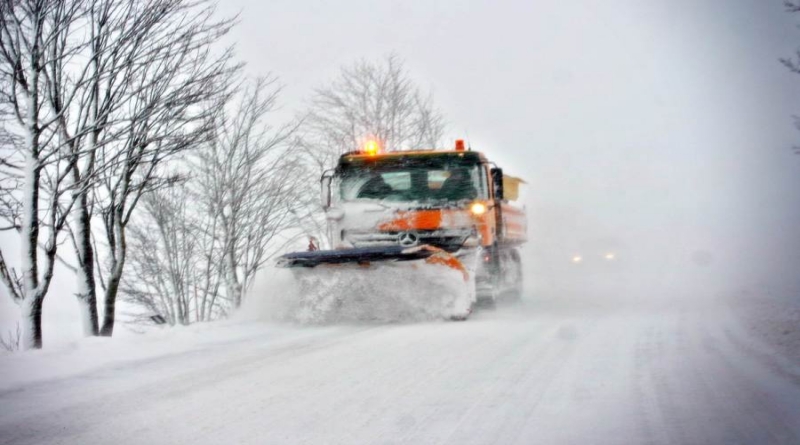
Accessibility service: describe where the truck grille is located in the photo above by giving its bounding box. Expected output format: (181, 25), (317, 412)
(343, 229), (474, 253)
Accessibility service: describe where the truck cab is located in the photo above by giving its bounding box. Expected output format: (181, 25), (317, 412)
(319, 142), (527, 302)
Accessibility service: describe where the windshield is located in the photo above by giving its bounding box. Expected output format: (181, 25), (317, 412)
(339, 162), (486, 203)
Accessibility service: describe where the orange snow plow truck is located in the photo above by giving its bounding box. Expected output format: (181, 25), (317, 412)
(277, 140), (527, 319)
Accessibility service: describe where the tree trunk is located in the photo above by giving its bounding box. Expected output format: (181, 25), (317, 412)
(74, 192), (99, 336)
(100, 269), (120, 336)
(21, 294), (44, 349)
(225, 245), (242, 308)
(74, 40), (101, 335)
(100, 211), (126, 336)
(21, 141), (43, 349)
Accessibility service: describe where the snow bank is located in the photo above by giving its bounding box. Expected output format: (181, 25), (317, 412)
(240, 259), (475, 323)
(0, 321), (308, 392)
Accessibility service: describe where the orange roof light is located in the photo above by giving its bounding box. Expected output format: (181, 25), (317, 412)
(364, 140), (380, 156)
(455, 139), (465, 151)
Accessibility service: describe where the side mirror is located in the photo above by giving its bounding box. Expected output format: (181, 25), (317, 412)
(491, 167), (504, 201)
(320, 171), (333, 209)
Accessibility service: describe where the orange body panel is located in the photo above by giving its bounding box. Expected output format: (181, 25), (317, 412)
(378, 210), (443, 231)
(476, 206), (497, 246)
(417, 245), (469, 281)
(500, 204), (527, 245)
(376, 201), (500, 247)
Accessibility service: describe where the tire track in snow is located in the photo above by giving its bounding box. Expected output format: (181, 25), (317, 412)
(2, 300), (800, 445)
(633, 307), (800, 445)
(422, 319), (578, 445)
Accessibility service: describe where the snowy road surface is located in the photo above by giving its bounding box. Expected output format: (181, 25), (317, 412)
(1, 295), (799, 445)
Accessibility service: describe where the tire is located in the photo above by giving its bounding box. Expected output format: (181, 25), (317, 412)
(507, 250), (523, 302)
(477, 289), (498, 309)
(449, 305), (472, 321)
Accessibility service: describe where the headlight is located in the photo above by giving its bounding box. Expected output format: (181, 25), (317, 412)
(470, 202), (487, 216)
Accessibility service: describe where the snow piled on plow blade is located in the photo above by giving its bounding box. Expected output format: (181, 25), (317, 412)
(243, 255), (476, 323)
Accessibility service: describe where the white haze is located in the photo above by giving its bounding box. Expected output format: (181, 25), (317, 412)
(219, 0), (800, 305)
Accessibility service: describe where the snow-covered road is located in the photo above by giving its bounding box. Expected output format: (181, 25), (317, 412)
(1, 295), (799, 445)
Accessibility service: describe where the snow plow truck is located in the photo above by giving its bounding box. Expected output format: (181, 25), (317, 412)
(277, 140), (527, 320)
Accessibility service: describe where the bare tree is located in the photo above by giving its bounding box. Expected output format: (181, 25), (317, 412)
(122, 182), (216, 325)
(123, 178), (231, 325)
(92, 0), (238, 336)
(0, 0), (93, 349)
(195, 76), (302, 308)
(53, 0), (158, 336)
(296, 54), (446, 247)
(121, 77), (302, 322)
(300, 54), (445, 172)
(1, 0), (123, 338)
(783, 1), (800, 154)
(0, 0), (238, 346)
(61, 0), (237, 336)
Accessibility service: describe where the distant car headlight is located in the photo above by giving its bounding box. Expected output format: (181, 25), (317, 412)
(572, 255), (582, 264)
(604, 253), (615, 260)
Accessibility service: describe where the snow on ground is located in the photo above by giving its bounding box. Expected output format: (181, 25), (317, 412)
(1, 290), (800, 445)
(725, 288), (800, 373)
(0, 319), (342, 393)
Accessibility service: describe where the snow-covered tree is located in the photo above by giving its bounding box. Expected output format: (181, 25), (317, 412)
(122, 76), (303, 322)
(196, 76), (302, 308)
(0, 0), (93, 349)
(91, 0), (237, 336)
(300, 54), (445, 173)
(0, 0), (238, 346)
(296, 54), (446, 247)
(122, 181), (222, 325)
(55, 0), (162, 337)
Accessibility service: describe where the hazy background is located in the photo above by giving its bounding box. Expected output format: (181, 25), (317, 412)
(215, 0), (800, 298)
(3, 0), (800, 336)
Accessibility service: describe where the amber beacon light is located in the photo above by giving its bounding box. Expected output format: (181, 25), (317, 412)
(364, 140), (380, 156)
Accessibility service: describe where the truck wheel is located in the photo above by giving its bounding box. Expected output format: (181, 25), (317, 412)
(450, 303), (473, 321)
(477, 289), (499, 309)
(507, 250), (524, 302)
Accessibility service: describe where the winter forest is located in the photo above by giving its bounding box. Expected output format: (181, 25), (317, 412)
(0, 0), (446, 350)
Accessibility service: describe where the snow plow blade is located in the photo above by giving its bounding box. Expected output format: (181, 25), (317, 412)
(276, 245), (433, 268)
(277, 245), (469, 280)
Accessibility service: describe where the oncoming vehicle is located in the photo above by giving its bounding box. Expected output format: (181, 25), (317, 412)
(568, 237), (626, 271)
(277, 140), (527, 319)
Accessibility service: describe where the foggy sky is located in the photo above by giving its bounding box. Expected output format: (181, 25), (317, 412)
(218, 0), (800, 294)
